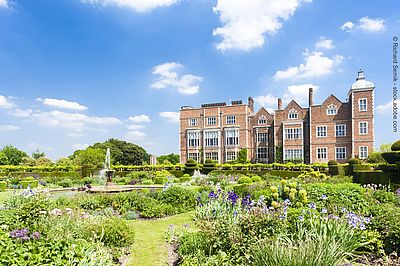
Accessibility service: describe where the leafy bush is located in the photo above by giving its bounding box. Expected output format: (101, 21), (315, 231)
(20, 176), (38, 189)
(381, 151), (400, 164)
(391, 140), (400, 151)
(184, 159), (198, 175)
(251, 175), (262, 182)
(156, 186), (197, 213)
(180, 175), (191, 183)
(348, 158), (362, 165)
(0, 181), (6, 191)
(154, 176), (168, 184)
(142, 179), (154, 185)
(328, 160), (338, 166)
(202, 159), (217, 174)
(57, 178), (73, 188)
(238, 176), (252, 184)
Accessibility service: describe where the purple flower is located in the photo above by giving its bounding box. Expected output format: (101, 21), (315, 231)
(359, 223), (366, 230)
(298, 215), (304, 221)
(227, 191), (239, 205)
(321, 208), (327, 214)
(308, 202), (316, 210)
(208, 191), (218, 199)
(241, 194), (252, 209)
(30, 232), (40, 239)
(321, 194), (328, 200)
(10, 228), (31, 241)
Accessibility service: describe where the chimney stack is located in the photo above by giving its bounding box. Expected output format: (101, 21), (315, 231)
(278, 98), (282, 110)
(309, 88), (314, 106)
(248, 97), (254, 112)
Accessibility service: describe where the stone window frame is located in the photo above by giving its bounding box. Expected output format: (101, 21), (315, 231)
(335, 147), (347, 160)
(284, 149), (303, 161)
(187, 131), (200, 147)
(359, 98), (368, 112)
(316, 125), (328, 138)
(257, 132), (268, 143)
(359, 121), (368, 135)
(226, 151), (238, 161)
(226, 115), (236, 124)
(225, 129), (239, 146)
(359, 146), (368, 159)
(258, 115), (267, 125)
(205, 152), (219, 161)
(204, 130), (219, 147)
(288, 109), (298, 120)
(256, 147), (268, 159)
(188, 118), (197, 127)
(207, 116), (216, 126)
(284, 128), (302, 140)
(326, 104), (338, 115)
(316, 147), (328, 159)
(335, 124), (346, 137)
(187, 152), (199, 162)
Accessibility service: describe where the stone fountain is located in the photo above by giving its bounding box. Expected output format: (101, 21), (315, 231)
(104, 148), (115, 186)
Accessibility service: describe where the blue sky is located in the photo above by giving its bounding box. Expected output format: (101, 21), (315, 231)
(0, 0), (399, 159)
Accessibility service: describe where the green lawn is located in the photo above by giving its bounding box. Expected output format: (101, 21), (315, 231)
(0, 189), (13, 203)
(128, 212), (194, 266)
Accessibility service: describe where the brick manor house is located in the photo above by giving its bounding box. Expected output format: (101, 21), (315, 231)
(179, 70), (374, 164)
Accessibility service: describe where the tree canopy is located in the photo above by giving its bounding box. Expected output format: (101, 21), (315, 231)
(0, 145), (28, 165)
(157, 153), (180, 164)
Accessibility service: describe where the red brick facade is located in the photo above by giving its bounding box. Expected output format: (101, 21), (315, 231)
(179, 70), (374, 164)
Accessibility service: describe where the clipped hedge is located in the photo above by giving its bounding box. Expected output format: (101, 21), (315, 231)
(381, 151), (400, 164)
(0, 181), (6, 191)
(353, 171), (391, 186)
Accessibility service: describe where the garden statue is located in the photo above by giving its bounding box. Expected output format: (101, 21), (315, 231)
(104, 148), (115, 186)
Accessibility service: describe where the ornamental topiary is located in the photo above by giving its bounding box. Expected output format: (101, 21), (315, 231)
(391, 140), (400, 151)
(0, 181), (6, 191)
(381, 152), (400, 164)
(327, 160), (338, 166)
(348, 158), (361, 165)
(251, 175), (262, 182)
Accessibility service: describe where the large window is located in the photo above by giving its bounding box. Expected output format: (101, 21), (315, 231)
(207, 116), (216, 125)
(359, 98), (367, 111)
(205, 131), (218, 147)
(257, 132), (268, 143)
(187, 153), (199, 162)
(226, 115), (236, 124)
(359, 146), (368, 159)
(316, 126), (327, 138)
(284, 149), (303, 161)
(335, 124), (346, 137)
(188, 118), (197, 127)
(256, 147), (268, 159)
(205, 152), (218, 162)
(187, 131), (199, 147)
(288, 109), (298, 119)
(317, 147), (327, 159)
(359, 122), (368, 135)
(336, 147), (346, 160)
(285, 128), (302, 139)
(226, 151), (237, 161)
(225, 129), (239, 146)
(326, 104), (338, 115)
(258, 116), (267, 125)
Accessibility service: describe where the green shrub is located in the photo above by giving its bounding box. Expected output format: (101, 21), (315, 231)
(381, 151), (400, 164)
(180, 175), (191, 183)
(57, 178), (73, 188)
(0, 181), (6, 191)
(238, 176), (253, 184)
(202, 159), (217, 174)
(184, 159), (198, 175)
(154, 176), (168, 184)
(327, 160), (338, 166)
(251, 175), (262, 182)
(157, 186), (197, 212)
(391, 140), (400, 151)
(142, 179), (154, 185)
(20, 179), (38, 189)
(348, 158), (362, 165)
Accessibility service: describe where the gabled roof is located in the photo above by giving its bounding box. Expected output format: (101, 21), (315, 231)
(255, 106), (272, 117)
(284, 99), (303, 111)
(321, 94), (342, 106)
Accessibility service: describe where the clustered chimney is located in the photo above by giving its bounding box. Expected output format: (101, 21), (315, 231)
(277, 98), (282, 110)
(248, 97), (254, 112)
(309, 88), (313, 106)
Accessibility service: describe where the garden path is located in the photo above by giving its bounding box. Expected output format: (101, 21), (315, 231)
(128, 212), (194, 266)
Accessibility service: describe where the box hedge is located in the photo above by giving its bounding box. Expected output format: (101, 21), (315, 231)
(0, 181), (6, 191)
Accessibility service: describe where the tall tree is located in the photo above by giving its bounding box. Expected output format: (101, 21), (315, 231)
(157, 153), (180, 165)
(70, 148), (105, 167)
(0, 145), (28, 165)
(32, 149), (45, 159)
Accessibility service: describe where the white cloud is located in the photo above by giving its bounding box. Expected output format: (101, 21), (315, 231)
(71, 143), (90, 150)
(125, 130), (146, 141)
(151, 62), (202, 95)
(0, 0), (8, 8)
(274, 50), (343, 80)
(212, 0), (311, 51)
(0, 95), (14, 109)
(10, 108), (33, 118)
(0, 125), (20, 132)
(315, 37), (334, 50)
(37, 98), (88, 111)
(127, 124), (146, 130)
(254, 94), (278, 107)
(31, 110), (121, 133)
(340, 17), (385, 33)
(376, 100), (398, 114)
(283, 83), (318, 105)
(82, 0), (178, 13)
(128, 114), (151, 123)
(340, 21), (354, 32)
(159, 111), (179, 123)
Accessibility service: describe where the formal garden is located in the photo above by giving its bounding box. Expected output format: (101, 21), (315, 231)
(0, 139), (400, 265)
